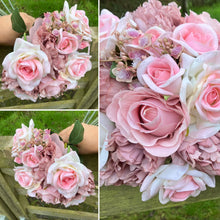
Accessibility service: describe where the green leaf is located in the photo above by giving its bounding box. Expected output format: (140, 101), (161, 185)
(11, 8), (27, 33)
(164, 95), (170, 101)
(69, 145), (79, 154)
(23, 32), (27, 41)
(110, 62), (117, 79)
(69, 120), (84, 146)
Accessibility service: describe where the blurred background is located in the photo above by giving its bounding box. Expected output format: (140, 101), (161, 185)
(100, 0), (220, 219)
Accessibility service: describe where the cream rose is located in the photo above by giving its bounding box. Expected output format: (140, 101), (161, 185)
(47, 151), (91, 199)
(141, 163), (215, 204)
(180, 51), (220, 139)
(2, 38), (50, 91)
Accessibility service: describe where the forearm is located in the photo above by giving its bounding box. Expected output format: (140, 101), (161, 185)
(0, 13), (35, 46)
(59, 123), (98, 154)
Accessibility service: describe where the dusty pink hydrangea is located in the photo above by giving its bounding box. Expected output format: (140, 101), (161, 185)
(178, 132), (220, 175)
(100, 65), (128, 112)
(100, 128), (165, 187)
(132, 0), (184, 33)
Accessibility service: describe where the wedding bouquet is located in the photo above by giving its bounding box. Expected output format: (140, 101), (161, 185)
(100, 0), (219, 204)
(12, 119), (95, 207)
(1, 1), (92, 102)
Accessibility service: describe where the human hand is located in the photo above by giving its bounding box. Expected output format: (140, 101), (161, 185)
(0, 12), (35, 46)
(59, 123), (98, 155)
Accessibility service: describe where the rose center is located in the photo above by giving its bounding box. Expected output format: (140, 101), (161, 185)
(206, 87), (219, 106)
(148, 63), (171, 86)
(61, 39), (70, 49)
(17, 59), (40, 81)
(140, 105), (158, 123)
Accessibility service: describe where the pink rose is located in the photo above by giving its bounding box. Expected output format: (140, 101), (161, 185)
(106, 87), (189, 157)
(100, 9), (119, 59)
(195, 72), (220, 123)
(55, 29), (79, 54)
(14, 167), (40, 192)
(35, 186), (60, 204)
(173, 23), (218, 56)
(178, 132), (220, 175)
(2, 39), (50, 91)
(47, 151), (91, 199)
(39, 76), (68, 98)
(137, 54), (184, 95)
(141, 164), (215, 204)
(185, 11), (220, 46)
(62, 55), (91, 83)
(22, 147), (40, 168)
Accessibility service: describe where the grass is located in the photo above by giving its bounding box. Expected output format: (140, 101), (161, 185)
(0, 111), (98, 135)
(191, 1), (220, 22)
(104, 199), (220, 220)
(0, 0), (98, 26)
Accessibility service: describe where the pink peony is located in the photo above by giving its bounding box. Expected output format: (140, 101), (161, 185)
(100, 154), (147, 187)
(178, 132), (220, 175)
(132, 0), (184, 33)
(100, 66), (128, 112)
(100, 128), (165, 187)
(137, 54), (184, 96)
(140, 163), (215, 204)
(106, 87), (189, 157)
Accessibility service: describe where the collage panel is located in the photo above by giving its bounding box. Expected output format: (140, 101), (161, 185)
(0, 110), (98, 220)
(0, 0), (98, 109)
(100, 0), (220, 219)
(0, 0), (220, 219)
